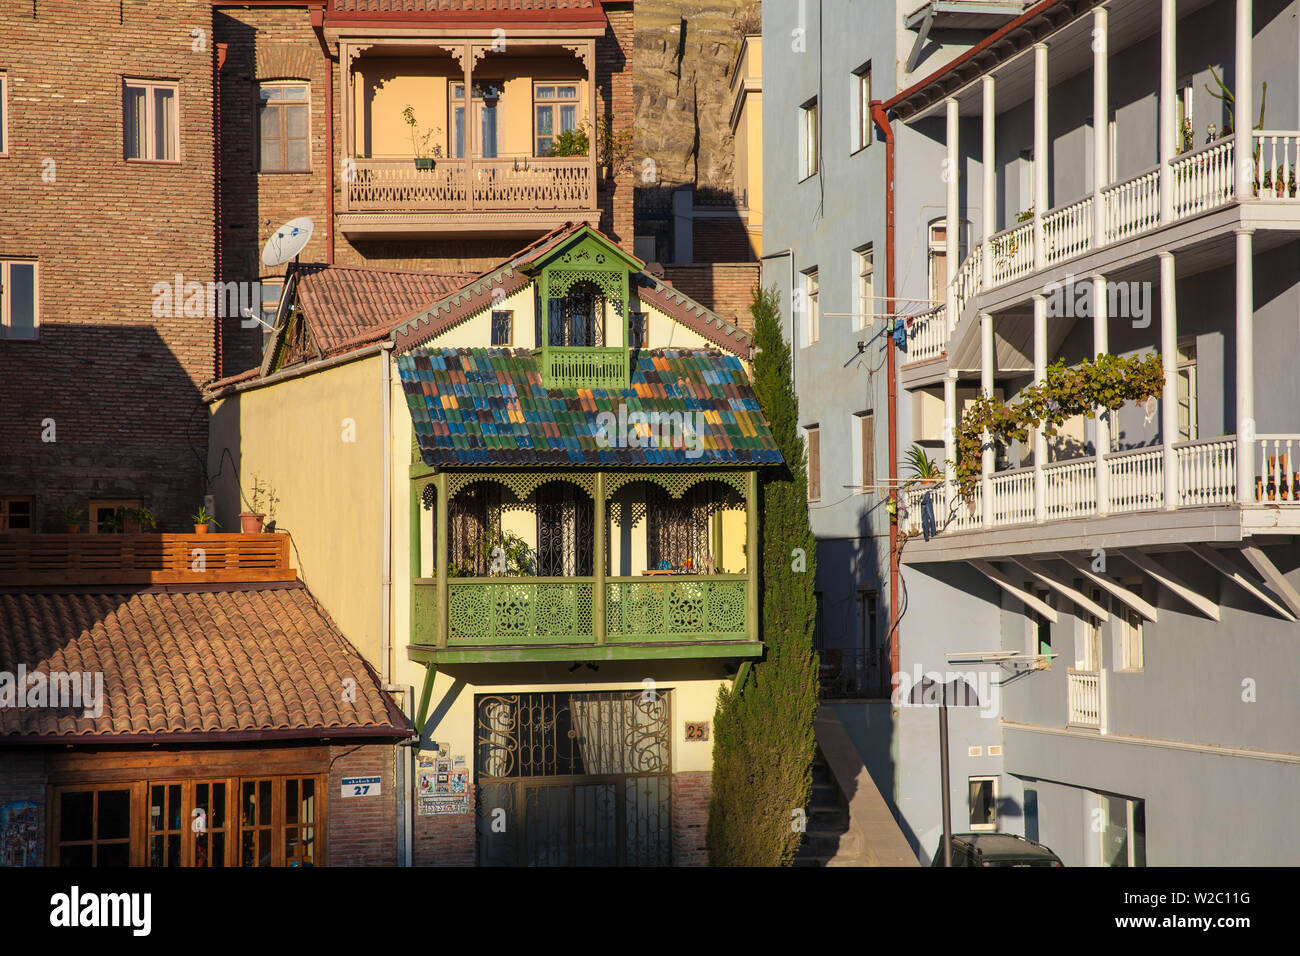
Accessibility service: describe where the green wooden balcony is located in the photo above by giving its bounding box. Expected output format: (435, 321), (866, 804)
(542, 347), (629, 390)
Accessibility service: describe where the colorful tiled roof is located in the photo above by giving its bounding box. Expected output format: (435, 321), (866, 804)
(295, 263), (474, 354)
(0, 583), (410, 742)
(398, 347), (784, 467)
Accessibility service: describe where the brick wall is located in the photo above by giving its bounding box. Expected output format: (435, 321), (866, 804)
(660, 262), (759, 332)
(692, 217), (756, 264)
(327, 743), (399, 866)
(671, 770), (711, 866)
(597, 2), (635, 252)
(413, 783), (476, 866)
(0, 752), (46, 866)
(0, 0), (215, 532)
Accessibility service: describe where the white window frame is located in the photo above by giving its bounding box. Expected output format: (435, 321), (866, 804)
(258, 81), (311, 173)
(1026, 585), (1053, 667)
(0, 72), (9, 157)
(1176, 338), (1198, 442)
(532, 81), (579, 157)
(1076, 585), (1105, 671)
(805, 424), (821, 502)
(123, 78), (180, 163)
(855, 245), (874, 331)
(852, 63), (871, 153)
(1098, 793), (1146, 867)
(1117, 580), (1145, 672)
(802, 268), (820, 346)
(0, 259), (39, 340)
(799, 98), (819, 180)
(968, 776), (999, 832)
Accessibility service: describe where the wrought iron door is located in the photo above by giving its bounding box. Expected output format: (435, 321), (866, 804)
(475, 691), (671, 866)
(535, 484), (594, 576)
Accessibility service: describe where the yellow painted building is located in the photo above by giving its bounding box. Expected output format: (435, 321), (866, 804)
(729, 34), (763, 256)
(206, 224), (781, 866)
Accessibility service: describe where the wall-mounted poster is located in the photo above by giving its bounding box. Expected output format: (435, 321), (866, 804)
(0, 801), (39, 866)
(416, 748), (470, 816)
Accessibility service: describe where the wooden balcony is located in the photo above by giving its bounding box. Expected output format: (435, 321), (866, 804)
(0, 533), (296, 587)
(340, 156), (599, 237)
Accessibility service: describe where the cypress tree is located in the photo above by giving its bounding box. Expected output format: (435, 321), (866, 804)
(707, 286), (820, 866)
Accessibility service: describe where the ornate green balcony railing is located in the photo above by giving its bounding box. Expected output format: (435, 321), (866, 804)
(421, 574), (750, 646)
(447, 578), (594, 645)
(605, 576), (748, 643)
(542, 347), (628, 390)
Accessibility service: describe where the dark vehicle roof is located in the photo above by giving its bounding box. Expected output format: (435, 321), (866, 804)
(954, 833), (1062, 861)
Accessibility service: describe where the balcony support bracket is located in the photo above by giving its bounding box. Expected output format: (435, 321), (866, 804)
(1120, 548), (1220, 621)
(970, 559), (1058, 622)
(1060, 553), (1158, 622)
(1241, 545), (1300, 620)
(1010, 556), (1109, 619)
(1183, 544), (1297, 622)
(414, 662), (438, 745)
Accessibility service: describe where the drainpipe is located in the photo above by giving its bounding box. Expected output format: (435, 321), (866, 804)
(380, 342), (394, 684)
(213, 40), (227, 380)
(311, 6), (335, 264)
(870, 100), (900, 681)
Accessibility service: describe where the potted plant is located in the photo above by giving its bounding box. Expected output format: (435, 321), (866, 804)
(402, 105), (442, 170)
(115, 506), (155, 534)
(902, 444), (943, 486)
(191, 507), (219, 534)
(62, 506), (83, 534)
(1277, 165), (1288, 198)
(239, 475), (279, 533)
(1290, 168), (1297, 198)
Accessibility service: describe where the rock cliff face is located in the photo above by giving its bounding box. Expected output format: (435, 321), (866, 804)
(634, 0), (759, 202)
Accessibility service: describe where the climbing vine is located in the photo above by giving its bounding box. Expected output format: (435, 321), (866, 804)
(952, 353), (1164, 502)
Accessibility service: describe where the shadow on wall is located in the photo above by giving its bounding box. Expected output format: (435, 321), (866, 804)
(0, 324), (208, 532)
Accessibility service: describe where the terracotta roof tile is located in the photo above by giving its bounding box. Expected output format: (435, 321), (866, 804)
(0, 584), (409, 742)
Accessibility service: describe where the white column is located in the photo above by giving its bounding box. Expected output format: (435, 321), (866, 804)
(1159, 0), (1177, 222)
(1160, 252), (1179, 510)
(1093, 275), (1110, 515)
(1033, 294), (1048, 523)
(944, 370), (958, 511)
(947, 97), (960, 325)
(1236, 229), (1255, 504)
(1092, 6), (1109, 246)
(1235, 0), (1254, 199)
(982, 77), (996, 289)
(1033, 43), (1049, 267)
(980, 311), (995, 526)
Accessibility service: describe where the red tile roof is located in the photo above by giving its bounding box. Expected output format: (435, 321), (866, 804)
(0, 583), (409, 743)
(295, 263), (474, 354)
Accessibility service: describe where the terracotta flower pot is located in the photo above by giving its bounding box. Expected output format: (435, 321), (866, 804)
(65, 524), (79, 534)
(194, 523), (210, 534)
(123, 518), (143, 534)
(238, 512), (265, 534)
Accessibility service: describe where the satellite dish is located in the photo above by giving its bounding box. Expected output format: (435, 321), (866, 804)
(261, 217), (314, 268)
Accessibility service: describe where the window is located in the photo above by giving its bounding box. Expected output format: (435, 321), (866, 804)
(799, 98), (818, 179)
(0, 497), (32, 531)
(123, 79), (178, 162)
(801, 268), (819, 345)
(1177, 76), (1195, 148)
(259, 82), (310, 172)
(491, 310), (513, 347)
(628, 311), (648, 350)
(1176, 340), (1198, 441)
(968, 776), (998, 831)
(453, 82), (502, 159)
(534, 83), (578, 156)
(806, 425), (821, 502)
(89, 498), (142, 534)
(53, 786), (133, 867)
(855, 246), (874, 331)
(853, 63), (872, 152)
(1118, 581), (1144, 672)
(1027, 586), (1052, 664)
(258, 279), (282, 359)
(1, 259), (38, 339)
(855, 411), (875, 494)
(1017, 149), (1034, 217)
(1099, 794), (1146, 867)
(0, 71), (8, 156)
(1077, 585), (1104, 671)
(548, 281), (605, 346)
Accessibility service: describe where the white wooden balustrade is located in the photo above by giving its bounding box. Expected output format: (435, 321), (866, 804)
(1253, 132), (1300, 200)
(1042, 197), (1093, 265)
(1175, 437), (1236, 507)
(1103, 166), (1160, 243)
(1105, 446), (1164, 514)
(1042, 457), (1096, 521)
(990, 467), (1034, 525)
(907, 307), (948, 363)
(1067, 670), (1103, 729)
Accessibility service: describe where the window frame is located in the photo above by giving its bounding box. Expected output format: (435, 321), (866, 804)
(805, 424), (821, 502)
(799, 98), (819, 181)
(1176, 338), (1198, 442)
(0, 258), (39, 340)
(628, 311), (648, 350)
(1117, 580), (1145, 672)
(51, 783), (142, 867)
(854, 411), (875, 495)
(968, 775), (999, 832)
(89, 498), (143, 535)
(855, 244), (874, 331)
(532, 81), (580, 157)
(0, 496), (33, 532)
(257, 81), (311, 174)
(802, 268), (820, 346)
(491, 309), (514, 347)
(122, 77), (181, 164)
(852, 63), (872, 153)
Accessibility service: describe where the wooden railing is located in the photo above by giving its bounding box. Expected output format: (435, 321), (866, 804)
(1105, 445), (1164, 514)
(1103, 165), (1160, 243)
(1252, 132), (1300, 200)
(542, 347), (628, 390)
(347, 156), (594, 213)
(1067, 669), (1104, 729)
(906, 306), (947, 363)
(1042, 196), (1093, 265)
(0, 533), (295, 586)
(1171, 136), (1235, 217)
